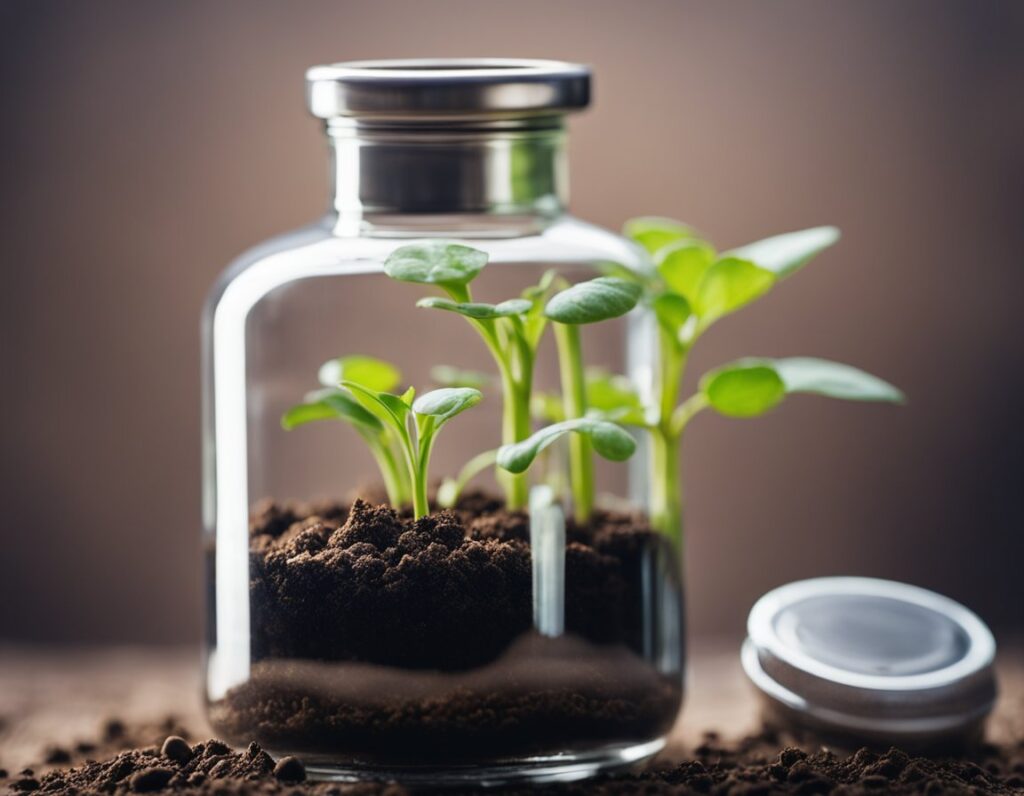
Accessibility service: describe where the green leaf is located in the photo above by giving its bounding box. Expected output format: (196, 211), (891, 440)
(411, 387), (483, 423)
(586, 370), (648, 426)
(656, 239), (716, 301)
(430, 365), (491, 389)
(384, 242), (488, 289)
(496, 418), (636, 474)
(282, 388), (384, 431)
(773, 357), (905, 403)
(544, 277), (642, 325)
(341, 380), (410, 430)
(623, 216), (698, 255)
(694, 257), (776, 327)
(417, 296), (532, 319)
(701, 360), (786, 418)
(699, 356), (903, 419)
(651, 292), (693, 343)
(728, 226), (840, 278)
(317, 355), (401, 392)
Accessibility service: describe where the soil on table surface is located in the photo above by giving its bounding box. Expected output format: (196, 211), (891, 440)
(207, 492), (683, 760)
(8, 716), (1024, 794)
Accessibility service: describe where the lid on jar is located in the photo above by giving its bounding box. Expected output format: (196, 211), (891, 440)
(742, 577), (997, 745)
(306, 58), (590, 122)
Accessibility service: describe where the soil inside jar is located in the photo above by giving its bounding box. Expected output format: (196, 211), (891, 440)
(207, 491), (683, 763)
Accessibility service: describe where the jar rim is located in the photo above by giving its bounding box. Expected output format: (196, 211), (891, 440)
(306, 58), (591, 121)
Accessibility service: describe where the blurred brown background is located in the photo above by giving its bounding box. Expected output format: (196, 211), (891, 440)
(1, 0), (1022, 646)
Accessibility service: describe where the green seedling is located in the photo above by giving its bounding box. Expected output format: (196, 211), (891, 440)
(283, 354), (481, 519)
(282, 355), (412, 508)
(342, 382), (482, 519)
(385, 243), (557, 509)
(540, 276), (643, 523)
(623, 218), (905, 539)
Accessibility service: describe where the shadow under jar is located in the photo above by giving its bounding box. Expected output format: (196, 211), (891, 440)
(202, 59), (684, 786)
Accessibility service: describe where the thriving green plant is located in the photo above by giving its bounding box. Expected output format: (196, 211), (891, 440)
(620, 218), (904, 539)
(384, 243), (558, 509)
(282, 354), (481, 519)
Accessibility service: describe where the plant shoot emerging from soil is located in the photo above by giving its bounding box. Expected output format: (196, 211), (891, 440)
(384, 243), (562, 510)
(283, 355), (481, 519)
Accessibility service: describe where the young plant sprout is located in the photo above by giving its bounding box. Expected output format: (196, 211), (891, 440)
(384, 243), (557, 510)
(283, 354), (481, 519)
(539, 276), (643, 523)
(282, 355), (411, 508)
(622, 218), (905, 539)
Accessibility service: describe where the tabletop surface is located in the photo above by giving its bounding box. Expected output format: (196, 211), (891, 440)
(0, 638), (1020, 774)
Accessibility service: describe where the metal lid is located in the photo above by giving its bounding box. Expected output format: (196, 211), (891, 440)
(306, 58), (591, 121)
(742, 577), (997, 745)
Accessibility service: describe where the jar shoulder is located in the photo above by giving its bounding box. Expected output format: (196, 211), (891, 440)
(203, 213), (647, 318)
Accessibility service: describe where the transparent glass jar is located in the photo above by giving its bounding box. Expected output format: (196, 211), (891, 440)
(203, 59), (683, 785)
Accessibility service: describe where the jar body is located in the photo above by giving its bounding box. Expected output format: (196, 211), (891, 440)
(202, 213), (684, 783)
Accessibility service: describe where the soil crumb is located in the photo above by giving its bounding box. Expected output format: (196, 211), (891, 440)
(8, 724), (1024, 795)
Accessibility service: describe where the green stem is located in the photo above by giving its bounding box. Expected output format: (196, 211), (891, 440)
(554, 322), (592, 524)
(438, 448), (499, 508)
(649, 427), (682, 541)
(411, 417), (435, 520)
(499, 373), (532, 509)
(649, 327), (688, 540)
(361, 432), (408, 507)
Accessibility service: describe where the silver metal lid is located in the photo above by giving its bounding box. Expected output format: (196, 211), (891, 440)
(742, 577), (997, 745)
(306, 58), (591, 122)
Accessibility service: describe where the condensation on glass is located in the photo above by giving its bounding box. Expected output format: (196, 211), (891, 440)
(202, 59), (683, 785)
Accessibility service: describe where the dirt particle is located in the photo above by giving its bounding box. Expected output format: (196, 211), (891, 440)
(273, 756), (307, 783)
(160, 735), (193, 765)
(129, 766), (174, 792)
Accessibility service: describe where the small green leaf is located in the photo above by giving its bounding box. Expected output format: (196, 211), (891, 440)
(497, 418), (636, 474)
(728, 226), (840, 278)
(773, 357), (905, 403)
(318, 355), (401, 392)
(384, 242), (488, 289)
(623, 217), (698, 255)
(430, 365), (491, 389)
(412, 387), (483, 423)
(341, 381), (410, 430)
(656, 239), (716, 301)
(701, 360), (786, 418)
(694, 257), (776, 327)
(282, 388), (384, 431)
(586, 370), (648, 426)
(417, 296), (532, 319)
(544, 277), (642, 325)
(651, 292), (693, 342)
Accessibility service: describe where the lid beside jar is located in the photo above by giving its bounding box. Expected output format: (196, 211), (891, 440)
(307, 58), (590, 122)
(742, 577), (997, 747)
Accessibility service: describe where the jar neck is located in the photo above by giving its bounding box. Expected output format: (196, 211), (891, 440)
(326, 118), (568, 233)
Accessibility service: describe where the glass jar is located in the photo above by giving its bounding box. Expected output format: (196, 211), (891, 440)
(203, 59), (683, 785)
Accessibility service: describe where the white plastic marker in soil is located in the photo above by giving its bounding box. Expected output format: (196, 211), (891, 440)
(529, 485), (566, 637)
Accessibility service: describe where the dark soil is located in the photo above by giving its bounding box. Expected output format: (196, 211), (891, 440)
(243, 493), (663, 669)
(8, 721), (1024, 794)
(207, 493), (682, 762)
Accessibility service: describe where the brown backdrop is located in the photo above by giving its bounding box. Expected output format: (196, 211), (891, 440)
(1, 0), (1022, 645)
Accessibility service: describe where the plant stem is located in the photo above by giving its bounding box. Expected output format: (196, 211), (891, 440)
(649, 327), (688, 540)
(554, 322), (593, 524)
(362, 433), (408, 507)
(411, 418), (435, 520)
(500, 374), (532, 509)
(649, 427), (682, 540)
